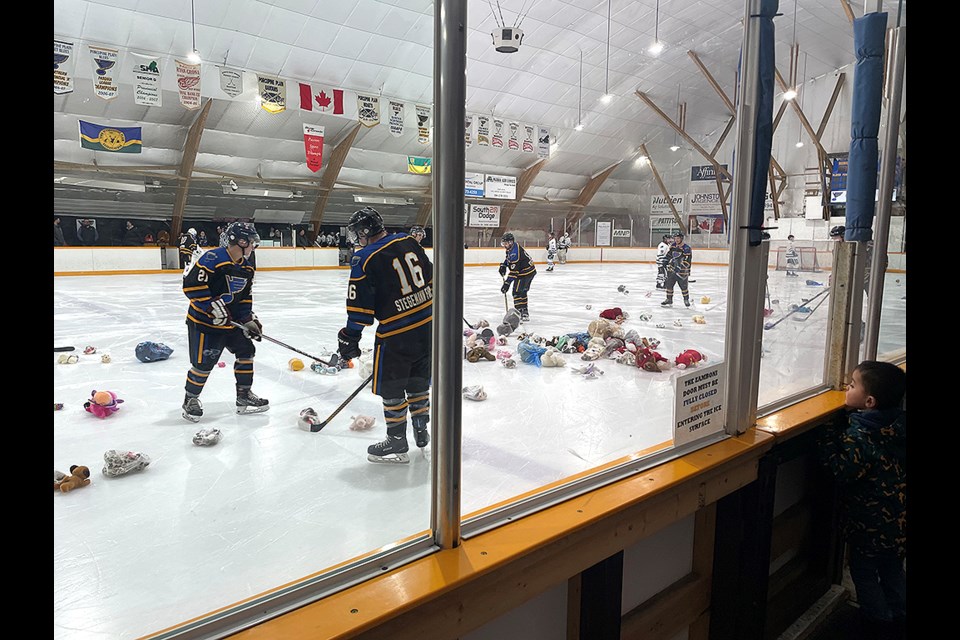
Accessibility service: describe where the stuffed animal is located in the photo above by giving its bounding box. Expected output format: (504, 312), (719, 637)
(541, 347), (566, 367)
(675, 349), (706, 369)
(700, 296), (711, 304)
(587, 318), (624, 340)
(580, 336), (606, 361)
(692, 315), (706, 324)
(466, 346), (495, 362)
(599, 307), (626, 324)
(83, 390), (124, 418)
(349, 415), (376, 431)
(54, 465), (91, 492)
(636, 338), (669, 373)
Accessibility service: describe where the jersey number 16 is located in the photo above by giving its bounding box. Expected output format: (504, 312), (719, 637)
(392, 253), (425, 295)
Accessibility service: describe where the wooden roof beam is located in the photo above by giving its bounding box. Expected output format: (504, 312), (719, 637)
(635, 90), (733, 182)
(688, 51), (736, 114)
(171, 99), (212, 236)
(816, 73), (846, 139)
(640, 143), (686, 235)
(308, 123), (361, 242)
(564, 161), (621, 231)
(495, 159), (547, 237)
(414, 183), (433, 227)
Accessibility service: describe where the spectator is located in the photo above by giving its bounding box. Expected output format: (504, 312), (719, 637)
(157, 230), (170, 246)
(197, 230), (209, 247)
(78, 219), (99, 246)
(143, 231), (155, 245)
(121, 221), (143, 246)
(54, 216), (66, 246)
(296, 228), (312, 247)
(820, 361), (906, 639)
(217, 225), (229, 247)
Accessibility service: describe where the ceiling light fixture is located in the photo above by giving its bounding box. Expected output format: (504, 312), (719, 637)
(575, 50), (584, 131)
(187, 0), (201, 63)
(782, 0), (799, 100)
(601, 0), (613, 103)
(670, 83), (681, 152)
(634, 155), (648, 166)
(648, 0), (664, 55)
(795, 52), (807, 150)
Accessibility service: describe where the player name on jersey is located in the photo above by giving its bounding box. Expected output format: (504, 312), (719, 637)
(395, 285), (433, 312)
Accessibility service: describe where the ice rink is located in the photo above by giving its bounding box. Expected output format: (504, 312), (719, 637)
(53, 261), (906, 639)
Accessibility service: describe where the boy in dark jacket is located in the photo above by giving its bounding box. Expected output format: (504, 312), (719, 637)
(820, 360), (906, 638)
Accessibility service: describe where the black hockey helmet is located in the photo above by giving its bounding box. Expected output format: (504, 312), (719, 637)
(662, 234), (672, 242)
(226, 222), (260, 249)
(829, 225), (846, 238)
(673, 230), (684, 238)
(409, 225), (425, 237)
(501, 232), (515, 243)
(347, 207), (385, 244)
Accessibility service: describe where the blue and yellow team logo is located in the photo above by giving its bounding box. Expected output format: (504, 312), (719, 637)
(79, 120), (142, 153)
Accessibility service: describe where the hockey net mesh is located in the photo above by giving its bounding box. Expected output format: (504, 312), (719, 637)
(775, 246), (821, 272)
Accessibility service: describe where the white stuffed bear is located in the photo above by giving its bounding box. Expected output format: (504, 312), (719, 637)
(580, 336), (606, 361)
(541, 347), (566, 367)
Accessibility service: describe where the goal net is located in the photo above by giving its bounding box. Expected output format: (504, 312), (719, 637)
(775, 246), (821, 272)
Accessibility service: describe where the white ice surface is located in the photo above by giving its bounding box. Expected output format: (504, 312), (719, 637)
(53, 263), (906, 639)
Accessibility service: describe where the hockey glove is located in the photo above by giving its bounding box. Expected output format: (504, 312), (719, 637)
(239, 314), (263, 341)
(337, 328), (362, 361)
(209, 298), (231, 326)
(500, 282), (511, 294)
(498, 264), (507, 277)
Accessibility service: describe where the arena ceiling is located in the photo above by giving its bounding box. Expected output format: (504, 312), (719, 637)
(53, 0), (906, 229)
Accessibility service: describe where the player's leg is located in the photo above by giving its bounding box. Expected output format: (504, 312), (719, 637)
(368, 340), (410, 463)
(514, 273), (534, 320)
(662, 271), (676, 305)
(182, 324), (226, 422)
(225, 329), (269, 414)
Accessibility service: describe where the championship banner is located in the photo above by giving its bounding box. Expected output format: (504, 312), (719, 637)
(258, 74), (286, 113)
(54, 40), (75, 95)
(299, 83), (345, 114)
(388, 101), (405, 137)
(415, 104), (431, 143)
(491, 118), (504, 148)
(79, 120), (142, 153)
(507, 121), (520, 151)
(89, 45), (119, 100)
(303, 124), (324, 173)
(175, 59), (201, 109)
(465, 115), (473, 149)
(130, 52), (161, 107)
(521, 124), (535, 153)
(537, 126), (551, 159)
(408, 156), (432, 175)
(477, 115), (490, 146)
(358, 95), (380, 127)
(218, 66), (243, 98)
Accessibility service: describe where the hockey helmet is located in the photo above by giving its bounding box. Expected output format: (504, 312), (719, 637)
(501, 232), (515, 244)
(226, 222), (261, 249)
(662, 234), (672, 242)
(673, 230), (684, 238)
(347, 207), (385, 244)
(187, 228), (197, 237)
(409, 225), (425, 237)
(829, 225), (846, 238)
(135, 341), (174, 363)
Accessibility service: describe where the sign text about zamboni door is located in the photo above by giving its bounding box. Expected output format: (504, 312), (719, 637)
(673, 362), (725, 447)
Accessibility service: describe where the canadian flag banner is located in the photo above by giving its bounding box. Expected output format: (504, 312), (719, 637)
(303, 124), (324, 172)
(299, 83), (344, 114)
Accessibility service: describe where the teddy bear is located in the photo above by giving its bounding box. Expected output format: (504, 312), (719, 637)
(587, 317), (624, 340)
(83, 390), (124, 419)
(54, 465), (91, 492)
(540, 347), (566, 367)
(675, 349), (706, 369)
(636, 338), (670, 373)
(580, 336), (607, 361)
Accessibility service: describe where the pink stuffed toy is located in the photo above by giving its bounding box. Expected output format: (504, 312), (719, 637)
(675, 349), (706, 370)
(83, 390), (124, 418)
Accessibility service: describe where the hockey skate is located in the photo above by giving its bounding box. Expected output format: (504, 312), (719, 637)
(661, 299), (673, 307)
(520, 311), (530, 322)
(414, 424), (430, 449)
(546, 265), (554, 272)
(684, 298), (691, 308)
(367, 434), (410, 463)
(182, 394), (203, 423)
(236, 388), (269, 414)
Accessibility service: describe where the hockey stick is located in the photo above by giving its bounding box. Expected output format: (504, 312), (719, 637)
(304, 374), (374, 433)
(763, 288), (830, 330)
(463, 317), (477, 330)
(793, 291), (830, 321)
(229, 321), (339, 367)
(501, 277), (509, 313)
(54, 346), (76, 352)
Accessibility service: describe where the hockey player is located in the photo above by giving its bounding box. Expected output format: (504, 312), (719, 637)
(336, 207), (433, 464)
(662, 231), (693, 307)
(409, 225), (426, 245)
(498, 232), (537, 321)
(785, 234), (800, 277)
(655, 234), (671, 289)
(546, 231), (557, 272)
(178, 227), (199, 269)
(558, 231), (571, 264)
(181, 221), (268, 423)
